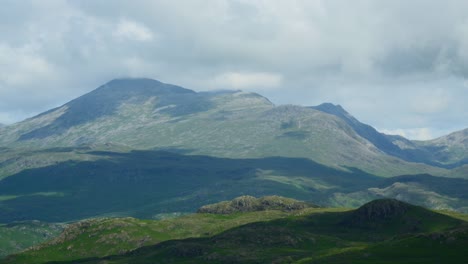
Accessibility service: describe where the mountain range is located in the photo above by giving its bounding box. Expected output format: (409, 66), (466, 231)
(1, 78), (466, 176)
(0, 78), (467, 223)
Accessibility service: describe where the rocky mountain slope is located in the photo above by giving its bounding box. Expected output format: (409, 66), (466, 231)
(416, 128), (468, 167)
(0, 78), (465, 177)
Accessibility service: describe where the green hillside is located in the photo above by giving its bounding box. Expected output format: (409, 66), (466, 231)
(0, 221), (64, 258)
(4, 199), (464, 264)
(2, 197), (345, 264)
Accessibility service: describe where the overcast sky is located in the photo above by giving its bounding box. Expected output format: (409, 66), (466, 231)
(1, 0), (467, 140)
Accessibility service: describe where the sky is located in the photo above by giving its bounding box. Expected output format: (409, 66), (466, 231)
(1, 0), (468, 140)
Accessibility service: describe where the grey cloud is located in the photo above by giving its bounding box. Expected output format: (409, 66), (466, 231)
(0, 0), (467, 139)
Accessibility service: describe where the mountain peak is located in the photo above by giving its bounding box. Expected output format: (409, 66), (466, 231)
(17, 78), (199, 141)
(97, 78), (195, 95)
(312, 103), (350, 118)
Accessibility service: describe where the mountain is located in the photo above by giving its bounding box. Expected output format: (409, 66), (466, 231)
(4, 199), (464, 264)
(0, 78), (465, 178)
(416, 128), (468, 167)
(312, 103), (468, 168)
(0, 78), (466, 223)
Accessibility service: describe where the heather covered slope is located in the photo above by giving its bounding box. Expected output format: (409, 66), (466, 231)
(7, 199), (464, 264)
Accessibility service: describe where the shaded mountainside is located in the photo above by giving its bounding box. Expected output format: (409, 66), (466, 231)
(0, 149), (380, 223)
(0, 78), (465, 177)
(0, 148), (467, 224)
(5, 199), (465, 264)
(0, 150), (465, 219)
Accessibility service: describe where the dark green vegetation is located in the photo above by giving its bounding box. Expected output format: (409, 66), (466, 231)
(0, 221), (64, 258)
(3, 199), (466, 264)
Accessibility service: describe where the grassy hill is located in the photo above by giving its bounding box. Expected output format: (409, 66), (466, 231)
(3, 198), (465, 264)
(1, 196), (345, 264)
(0, 221), (64, 258)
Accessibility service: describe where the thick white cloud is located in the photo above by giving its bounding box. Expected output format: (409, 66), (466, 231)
(0, 0), (467, 139)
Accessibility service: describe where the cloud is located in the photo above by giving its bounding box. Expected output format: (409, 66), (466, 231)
(411, 88), (451, 114)
(0, 44), (57, 87)
(209, 72), (282, 90)
(113, 19), (154, 42)
(380, 128), (434, 141)
(0, 0), (467, 138)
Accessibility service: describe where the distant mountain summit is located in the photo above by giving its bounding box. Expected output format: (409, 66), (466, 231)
(18, 78), (200, 140)
(311, 103), (459, 167)
(102, 78), (195, 94)
(0, 78), (466, 177)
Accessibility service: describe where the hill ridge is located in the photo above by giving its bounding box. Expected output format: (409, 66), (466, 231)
(197, 195), (318, 214)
